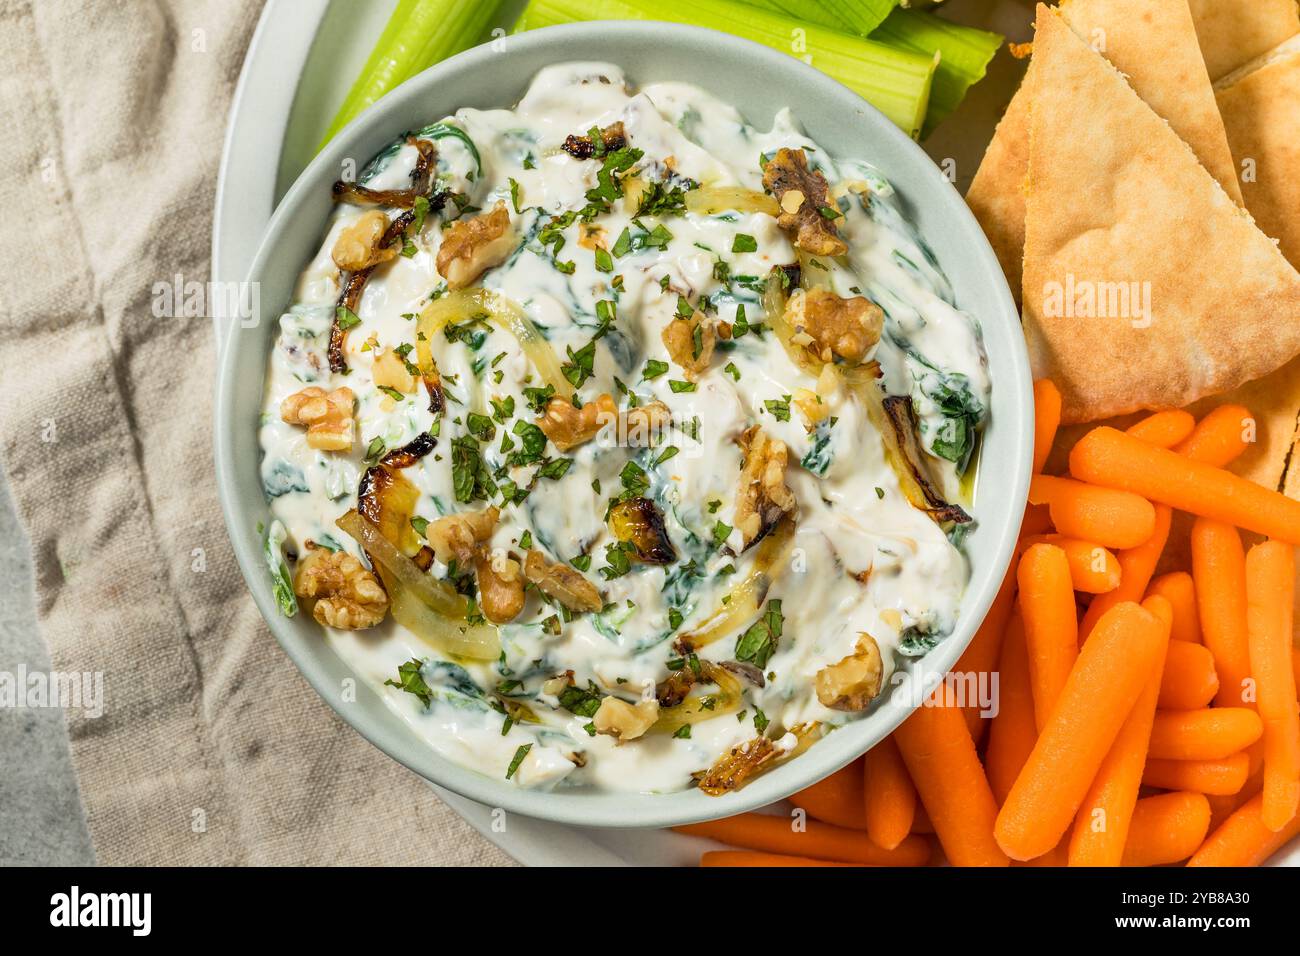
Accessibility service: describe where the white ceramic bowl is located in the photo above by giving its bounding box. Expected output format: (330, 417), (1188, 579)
(215, 20), (1032, 829)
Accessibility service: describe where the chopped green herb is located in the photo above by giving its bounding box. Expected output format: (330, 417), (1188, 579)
(335, 305), (361, 331)
(558, 680), (602, 717)
(385, 659), (433, 708)
(641, 359), (669, 380)
(735, 599), (783, 670)
(506, 743), (532, 779)
(731, 233), (758, 253)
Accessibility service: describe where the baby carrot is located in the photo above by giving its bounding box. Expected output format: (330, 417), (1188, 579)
(1020, 534), (1120, 594)
(1020, 502), (1054, 538)
(863, 735), (916, 850)
(1191, 519), (1253, 707)
(957, 560), (1017, 738)
(984, 610), (1036, 805)
(788, 758), (867, 830)
(1019, 544), (1079, 731)
(1032, 379), (1062, 474)
(1157, 639), (1219, 710)
(1174, 404), (1253, 467)
(1147, 571), (1202, 643)
(1029, 475), (1156, 550)
(673, 813), (930, 865)
(1245, 540), (1300, 830)
(1147, 708), (1264, 761)
(1142, 754), (1250, 796)
(893, 683), (1008, 866)
(700, 850), (863, 867)
(1067, 595), (1172, 866)
(1188, 792), (1300, 866)
(1120, 792), (1211, 867)
(1079, 505), (1172, 640)
(995, 602), (1166, 861)
(1069, 426), (1300, 546)
(1126, 409), (1196, 448)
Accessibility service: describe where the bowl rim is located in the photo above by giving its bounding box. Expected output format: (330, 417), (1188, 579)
(215, 19), (1032, 830)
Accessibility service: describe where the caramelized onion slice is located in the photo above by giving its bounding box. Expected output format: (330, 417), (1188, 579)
(874, 392), (971, 525)
(696, 722), (821, 796)
(678, 515), (795, 649)
(685, 185), (780, 217)
(336, 510), (500, 661)
(416, 288), (569, 396)
(651, 662), (743, 734)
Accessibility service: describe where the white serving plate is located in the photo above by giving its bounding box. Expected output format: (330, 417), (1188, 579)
(212, 0), (1297, 867)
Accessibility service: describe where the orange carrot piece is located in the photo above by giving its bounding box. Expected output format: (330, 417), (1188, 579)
(893, 683), (1008, 866)
(700, 850), (863, 867)
(673, 813), (929, 865)
(1157, 639), (1220, 710)
(1070, 426), (1300, 546)
(1028, 474), (1156, 550)
(1147, 708), (1264, 761)
(1245, 540), (1300, 830)
(1079, 504), (1172, 640)
(788, 758), (867, 830)
(1120, 792), (1211, 867)
(994, 602), (1166, 861)
(1188, 792), (1300, 866)
(1142, 754), (1250, 796)
(1126, 409), (1196, 448)
(1067, 595), (1172, 866)
(1020, 502), (1054, 538)
(863, 736), (916, 851)
(985, 609), (1036, 805)
(1019, 544), (1079, 731)
(1174, 404), (1253, 467)
(958, 559), (1017, 738)
(1147, 571), (1202, 643)
(1192, 518), (1253, 707)
(1032, 379), (1062, 474)
(1020, 534), (1120, 594)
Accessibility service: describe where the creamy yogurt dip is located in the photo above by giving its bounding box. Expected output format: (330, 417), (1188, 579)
(258, 62), (990, 794)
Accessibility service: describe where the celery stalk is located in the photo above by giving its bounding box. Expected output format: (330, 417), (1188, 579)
(516, 0), (935, 138)
(319, 0), (509, 150)
(870, 8), (1002, 136)
(740, 0), (898, 35)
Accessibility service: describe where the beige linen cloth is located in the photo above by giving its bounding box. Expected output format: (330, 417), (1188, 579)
(0, 0), (512, 866)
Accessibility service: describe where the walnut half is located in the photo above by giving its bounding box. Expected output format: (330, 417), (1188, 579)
(293, 545), (388, 629)
(815, 633), (883, 711)
(332, 210), (399, 272)
(523, 550), (603, 613)
(424, 506), (499, 567)
(476, 548), (525, 624)
(538, 394), (617, 452)
(280, 386), (355, 451)
(761, 147), (847, 256)
(592, 696), (659, 741)
(661, 310), (715, 380)
(734, 425), (796, 550)
(784, 288), (883, 366)
(435, 201), (514, 289)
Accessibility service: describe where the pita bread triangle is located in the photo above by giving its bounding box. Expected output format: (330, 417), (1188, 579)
(1188, 0), (1300, 80)
(1216, 34), (1300, 269)
(967, 0), (1243, 302)
(1022, 3), (1300, 424)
